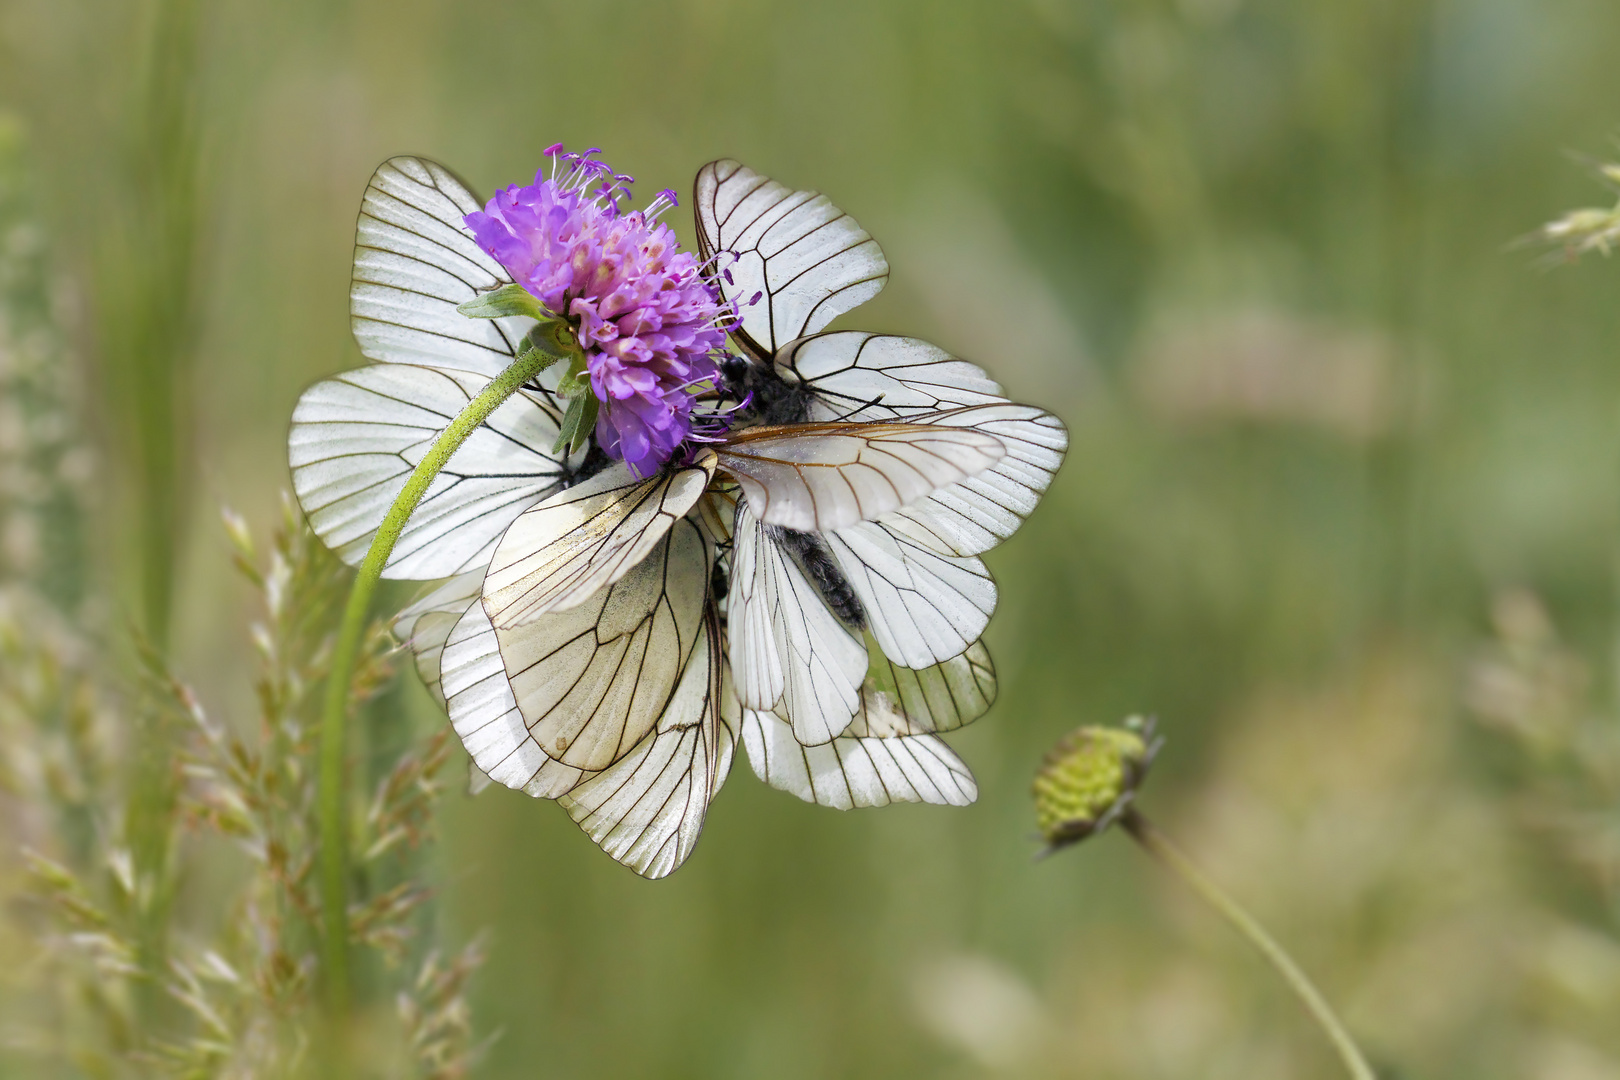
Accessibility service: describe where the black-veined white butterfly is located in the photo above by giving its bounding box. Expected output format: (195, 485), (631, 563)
(688, 159), (1068, 804)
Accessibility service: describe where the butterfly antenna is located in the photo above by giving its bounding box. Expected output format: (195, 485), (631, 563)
(826, 392), (887, 422)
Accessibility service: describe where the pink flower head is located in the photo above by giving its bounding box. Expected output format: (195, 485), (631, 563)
(465, 147), (731, 477)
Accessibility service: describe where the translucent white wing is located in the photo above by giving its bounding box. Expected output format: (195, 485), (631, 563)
(740, 709), (976, 809)
(351, 156), (534, 378)
(728, 501), (867, 745)
(441, 598), (584, 798)
(776, 333), (1070, 557)
(883, 405), (1068, 558)
(486, 519), (710, 772)
(849, 640), (997, 738)
(776, 332), (1006, 418)
(559, 611), (736, 878)
(715, 414), (1006, 533)
(393, 570), (485, 707)
(827, 521), (995, 669)
(481, 454), (715, 626)
(693, 160), (888, 360)
(289, 363), (572, 579)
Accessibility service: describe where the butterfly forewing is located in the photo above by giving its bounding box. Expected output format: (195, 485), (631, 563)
(694, 160), (888, 360)
(482, 453), (716, 626)
(771, 334), (1070, 557)
(881, 405), (1069, 557)
(715, 416), (1006, 533)
(352, 156), (533, 378)
(289, 363), (572, 579)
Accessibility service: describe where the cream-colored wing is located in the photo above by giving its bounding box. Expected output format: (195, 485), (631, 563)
(559, 609), (736, 879)
(487, 518), (710, 773)
(740, 708), (976, 809)
(848, 639), (997, 738)
(482, 453), (715, 625)
(827, 520), (995, 670)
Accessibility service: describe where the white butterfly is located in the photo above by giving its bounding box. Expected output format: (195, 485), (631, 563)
(689, 160), (1070, 806)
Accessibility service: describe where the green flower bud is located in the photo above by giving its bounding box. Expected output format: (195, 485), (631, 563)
(1032, 716), (1160, 852)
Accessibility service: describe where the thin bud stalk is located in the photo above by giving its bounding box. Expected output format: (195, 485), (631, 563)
(1120, 809), (1378, 1080)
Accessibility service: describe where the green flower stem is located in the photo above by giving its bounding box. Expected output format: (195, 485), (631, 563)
(317, 346), (552, 1020)
(1120, 809), (1378, 1080)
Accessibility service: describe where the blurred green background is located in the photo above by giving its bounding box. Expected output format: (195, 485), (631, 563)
(4, 0), (1620, 1076)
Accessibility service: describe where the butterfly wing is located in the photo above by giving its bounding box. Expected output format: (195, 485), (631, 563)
(715, 413), (1007, 533)
(440, 596), (585, 797)
(737, 638), (992, 807)
(559, 606), (737, 878)
(776, 331), (1007, 417)
(693, 160), (888, 361)
(881, 404), (1069, 557)
(849, 639), (997, 738)
(351, 156), (534, 378)
(775, 333), (1070, 556)
(480, 517), (711, 773)
(825, 522), (995, 670)
(393, 570), (485, 708)
(481, 453), (717, 625)
(739, 709), (977, 809)
(289, 363), (572, 579)
(728, 501), (867, 746)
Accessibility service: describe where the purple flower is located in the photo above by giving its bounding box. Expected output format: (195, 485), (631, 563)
(464, 147), (730, 477)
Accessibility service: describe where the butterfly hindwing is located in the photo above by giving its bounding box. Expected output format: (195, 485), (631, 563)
(826, 521), (995, 670)
(777, 331), (1006, 417)
(486, 518), (710, 773)
(727, 501), (867, 746)
(849, 639), (998, 738)
(482, 453), (716, 625)
(559, 607), (736, 879)
(289, 363), (571, 579)
(740, 708), (977, 809)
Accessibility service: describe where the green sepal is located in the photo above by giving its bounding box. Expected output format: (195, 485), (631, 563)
(457, 283), (549, 321)
(552, 389), (600, 456)
(524, 319), (580, 360)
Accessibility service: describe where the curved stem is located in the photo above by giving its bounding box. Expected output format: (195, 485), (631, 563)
(317, 348), (551, 1020)
(1121, 809), (1378, 1080)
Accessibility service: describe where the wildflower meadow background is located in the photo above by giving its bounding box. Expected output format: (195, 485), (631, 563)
(4, 0), (1620, 1077)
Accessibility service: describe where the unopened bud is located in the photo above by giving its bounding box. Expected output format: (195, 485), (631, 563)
(1033, 716), (1161, 852)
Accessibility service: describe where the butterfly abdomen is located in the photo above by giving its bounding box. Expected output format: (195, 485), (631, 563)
(768, 525), (867, 631)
